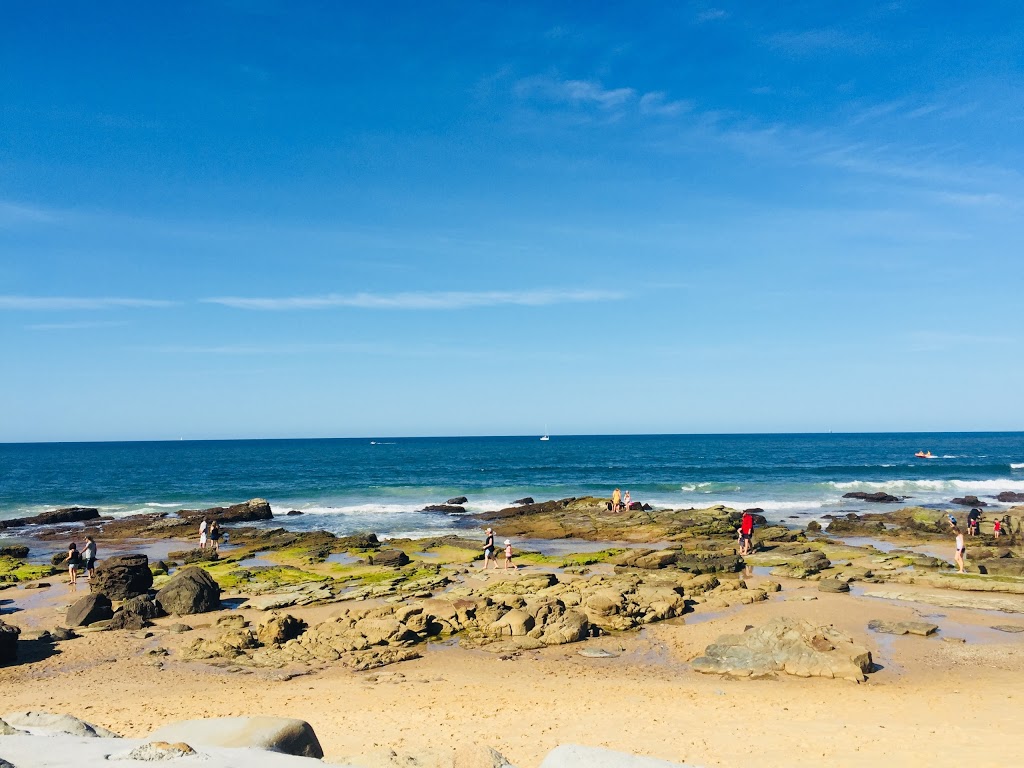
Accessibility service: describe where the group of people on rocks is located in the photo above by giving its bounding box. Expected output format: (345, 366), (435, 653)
(611, 488), (633, 512)
(63, 535), (97, 587)
(948, 508), (1014, 574)
(480, 527), (518, 571)
(198, 518), (224, 552)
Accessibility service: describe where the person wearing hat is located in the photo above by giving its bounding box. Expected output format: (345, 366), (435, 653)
(482, 528), (496, 570)
(503, 539), (518, 571)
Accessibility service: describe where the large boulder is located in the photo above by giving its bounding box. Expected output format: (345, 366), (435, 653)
(691, 616), (873, 682)
(1, 711), (120, 738)
(997, 492), (1024, 503)
(0, 507), (101, 530)
(0, 619), (20, 664)
(258, 614), (307, 646)
(368, 549), (410, 567)
(147, 716), (323, 758)
(951, 495), (986, 507)
(0, 545), (29, 558)
(91, 554), (153, 600)
(177, 498), (273, 524)
(841, 491), (904, 503)
(66, 593), (114, 627)
(155, 566), (221, 615)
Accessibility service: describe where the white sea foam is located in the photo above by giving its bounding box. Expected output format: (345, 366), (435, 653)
(827, 479), (1024, 493)
(1011, 463), (1024, 470)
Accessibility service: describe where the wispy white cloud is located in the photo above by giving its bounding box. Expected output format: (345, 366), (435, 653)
(514, 77), (636, 110)
(0, 201), (57, 228)
(639, 91), (693, 117)
(25, 320), (129, 331)
(203, 289), (623, 311)
(0, 296), (175, 310)
(695, 8), (729, 22)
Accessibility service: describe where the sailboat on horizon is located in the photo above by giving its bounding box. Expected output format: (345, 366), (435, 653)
(540, 425), (550, 441)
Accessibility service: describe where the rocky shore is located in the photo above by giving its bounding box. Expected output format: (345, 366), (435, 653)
(3, 495), (1024, 766)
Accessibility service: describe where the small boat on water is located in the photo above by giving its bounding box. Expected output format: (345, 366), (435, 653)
(915, 450), (935, 459)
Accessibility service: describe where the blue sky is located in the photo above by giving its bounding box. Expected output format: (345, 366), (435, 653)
(2, 2), (1022, 441)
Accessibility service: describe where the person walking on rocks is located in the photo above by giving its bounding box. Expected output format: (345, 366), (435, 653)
(482, 528), (496, 570)
(83, 535), (98, 582)
(209, 521), (222, 554)
(739, 510), (755, 556)
(503, 539), (518, 571)
(199, 518), (209, 549)
(954, 527), (966, 573)
(63, 542), (82, 586)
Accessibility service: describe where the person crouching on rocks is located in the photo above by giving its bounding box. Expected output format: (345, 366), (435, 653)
(63, 542), (82, 586)
(954, 527), (966, 573)
(503, 539), (518, 571)
(482, 528), (496, 570)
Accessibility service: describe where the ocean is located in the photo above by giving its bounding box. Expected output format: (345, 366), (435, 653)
(1, 433), (1023, 539)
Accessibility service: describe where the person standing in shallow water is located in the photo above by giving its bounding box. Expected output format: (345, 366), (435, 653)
(482, 528), (496, 570)
(63, 542), (82, 586)
(83, 535), (98, 582)
(954, 527), (966, 573)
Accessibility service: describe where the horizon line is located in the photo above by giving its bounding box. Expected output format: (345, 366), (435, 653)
(2, 429), (1023, 446)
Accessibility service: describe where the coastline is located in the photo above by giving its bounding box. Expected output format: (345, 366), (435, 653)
(2, 495), (1024, 766)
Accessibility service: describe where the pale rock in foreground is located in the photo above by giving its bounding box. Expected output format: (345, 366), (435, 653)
(1, 711), (120, 739)
(147, 716), (322, 758)
(539, 744), (700, 767)
(0, 733), (336, 768)
(690, 616), (873, 682)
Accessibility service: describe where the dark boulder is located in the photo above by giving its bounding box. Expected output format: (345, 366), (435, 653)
(446, 496), (469, 505)
(368, 549), (410, 567)
(336, 533), (379, 550)
(286, 510), (304, 516)
(0, 507), (101, 530)
(806, 520), (822, 532)
(155, 567), (221, 616)
(91, 554), (153, 600)
(0, 619), (20, 664)
(512, 497), (535, 506)
(951, 495), (987, 507)
(996, 492), (1024, 503)
(627, 501), (645, 511)
(66, 593), (113, 627)
(122, 594), (164, 619)
(641, 503), (653, 511)
(423, 504), (466, 514)
(0, 546), (29, 558)
(172, 548), (219, 564)
(842, 492), (904, 503)
(108, 610), (151, 631)
(51, 627), (77, 641)
(826, 518), (885, 534)
(177, 498), (273, 524)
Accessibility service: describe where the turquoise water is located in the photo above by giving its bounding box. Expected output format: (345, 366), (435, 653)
(1, 433), (1022, 538)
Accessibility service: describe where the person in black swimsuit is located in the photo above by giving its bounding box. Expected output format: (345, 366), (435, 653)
(482, 528), (496, 570)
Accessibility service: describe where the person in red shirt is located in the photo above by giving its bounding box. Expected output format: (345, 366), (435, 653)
(739, 511), (755, 556)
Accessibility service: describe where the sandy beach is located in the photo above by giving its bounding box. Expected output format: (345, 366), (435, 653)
(3, 499), (1024, 768)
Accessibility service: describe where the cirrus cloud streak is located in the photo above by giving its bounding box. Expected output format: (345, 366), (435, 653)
(203, 288), (623, 311)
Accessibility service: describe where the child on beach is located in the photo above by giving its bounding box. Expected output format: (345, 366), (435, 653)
(954, 528), (966, 573)
(503, 539), (518, 571)
(63, 542), (82, 586)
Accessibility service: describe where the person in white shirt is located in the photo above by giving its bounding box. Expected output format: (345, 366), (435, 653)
(199, 519), (208, 549)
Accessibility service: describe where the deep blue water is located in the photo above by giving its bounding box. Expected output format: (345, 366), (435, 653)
(1, 433), (1022, 538)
